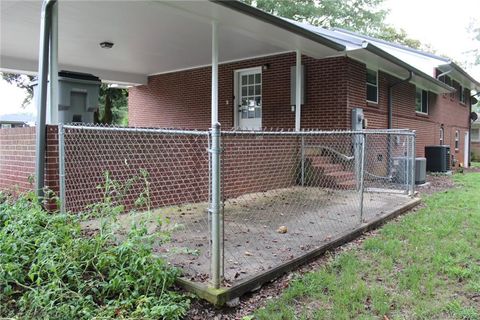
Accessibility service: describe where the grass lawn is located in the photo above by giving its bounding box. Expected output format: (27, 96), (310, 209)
(255, 173), (480, 320)
(471, 162), (480, 168)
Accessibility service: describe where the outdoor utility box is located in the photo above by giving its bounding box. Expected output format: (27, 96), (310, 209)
(33, 70), (101, 124)
(415, 157), (426, 184)
(392, 156), (408, 184)
(351, 108), (364, 130)
(290, 65), (306, 106)
(425, 145), (450, 172)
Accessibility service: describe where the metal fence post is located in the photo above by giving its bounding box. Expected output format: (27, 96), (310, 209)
(301, 136), (305, 186)
(410, 132), (416, 197)
(359, 132), (366, 224)
(405, 135), (410, 194)
(58, 123), (66, 214)
(210, 122), (222, 288)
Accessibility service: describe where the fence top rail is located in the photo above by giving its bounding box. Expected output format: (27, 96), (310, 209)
(221, 129), (416, 136)
(61, 124), (415, 137)
(62, 124), (210, 136)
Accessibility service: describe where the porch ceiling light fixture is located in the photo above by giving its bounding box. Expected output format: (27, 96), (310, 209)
(99, 41), (114, 49)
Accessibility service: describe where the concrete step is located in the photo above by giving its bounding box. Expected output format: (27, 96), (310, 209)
(307, 155), (332, 165)
(309, 163), (345, 175)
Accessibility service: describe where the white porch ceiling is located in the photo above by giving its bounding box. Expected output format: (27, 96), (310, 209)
(0, 0), (342, 85)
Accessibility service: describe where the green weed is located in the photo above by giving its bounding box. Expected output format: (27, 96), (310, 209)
(0, 179), (189, 319)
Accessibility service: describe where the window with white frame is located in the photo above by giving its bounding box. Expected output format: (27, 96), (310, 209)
(459, 85), (466, 104)
(455, 130), (460, 150)
(415, 87), (428, 114)
(440, 127), (444, 145)
(366, 68), (378, 103)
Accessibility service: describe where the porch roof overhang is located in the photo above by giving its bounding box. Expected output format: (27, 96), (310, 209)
(437, 62), (480, 92)
(285, 20), (454, 95)
(0, 0), (345, 86)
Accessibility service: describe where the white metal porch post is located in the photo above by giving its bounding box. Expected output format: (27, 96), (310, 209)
(47, 1), (58, 125)
(210, 20), (222, 289)
(295, 50), (302, 131)
(35, 0), (57, 199)
(211, 21), (219, 125)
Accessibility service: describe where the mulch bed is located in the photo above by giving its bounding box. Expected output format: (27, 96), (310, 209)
(184, 172), (458, 320)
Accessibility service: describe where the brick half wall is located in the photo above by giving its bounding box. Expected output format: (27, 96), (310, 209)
(0, 127), (36, 193)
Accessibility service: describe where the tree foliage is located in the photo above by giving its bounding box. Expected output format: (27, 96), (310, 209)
(95, 85), (129, 126)
(1, 73), (35, 107)
(243, 0), (421, 48)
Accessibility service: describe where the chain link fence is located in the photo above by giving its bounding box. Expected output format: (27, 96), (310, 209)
(59, 124), (415, 288)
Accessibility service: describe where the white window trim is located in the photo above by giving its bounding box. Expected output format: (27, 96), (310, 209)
(366, 68), (378, 104)
(233, 66), (262, 129)
(415, 86), (429, 115)
(455, 130), (460, 150)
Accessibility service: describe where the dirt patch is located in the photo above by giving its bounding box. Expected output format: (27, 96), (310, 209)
(415, 173), (456, 195)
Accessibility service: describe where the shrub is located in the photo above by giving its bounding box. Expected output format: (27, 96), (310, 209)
(0, 193), (189, 319)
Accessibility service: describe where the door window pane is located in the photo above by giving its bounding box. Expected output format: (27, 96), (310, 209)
(255, 107), (261, 118)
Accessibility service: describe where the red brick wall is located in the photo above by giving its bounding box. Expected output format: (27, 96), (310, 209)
(0, 127), (36, 193)
(61, 128), (211, 213)
(222, 134), (300, 199)
(345, 63), (470, 168)
(129, 53), (351, 130)
(0, 126), (59, 204)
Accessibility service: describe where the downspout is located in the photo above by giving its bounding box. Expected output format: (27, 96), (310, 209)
(388, 71), (413, 129)
(436, 69), (453, 80)
(35, 0), (57, 200)
(387, 71), (412, 178)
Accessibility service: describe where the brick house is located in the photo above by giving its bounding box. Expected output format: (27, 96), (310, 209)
(127, 19), (480, 169)
(1, 0), (479, 199)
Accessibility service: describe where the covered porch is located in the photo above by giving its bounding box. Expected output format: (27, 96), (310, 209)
(1, 0), (422, 304)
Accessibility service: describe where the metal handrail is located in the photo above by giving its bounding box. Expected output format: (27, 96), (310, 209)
(304, 144), (354, 161)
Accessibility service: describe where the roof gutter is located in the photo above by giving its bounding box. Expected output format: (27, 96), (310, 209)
(440, 61), (480, 89)
(209, 0), (345, 52)
(362, 42), (454, 93)
(35, 0), (57, 201)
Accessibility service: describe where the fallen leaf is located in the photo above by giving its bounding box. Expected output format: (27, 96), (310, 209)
(277, 226), (288, 234)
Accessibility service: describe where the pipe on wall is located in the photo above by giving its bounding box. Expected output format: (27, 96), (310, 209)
(35, 0), (57, 200)
(388, 71), (413, 129)
(386, 71), (412, 177)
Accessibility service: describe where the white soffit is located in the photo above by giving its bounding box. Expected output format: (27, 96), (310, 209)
(0, 0), (341, 85)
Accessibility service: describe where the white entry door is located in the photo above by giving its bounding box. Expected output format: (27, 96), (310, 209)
(237, 68), (262, 130)
(464, 132), (469, 168)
